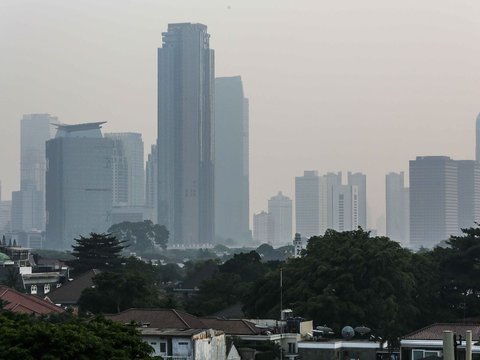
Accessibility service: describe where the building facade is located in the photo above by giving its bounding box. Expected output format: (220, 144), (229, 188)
(214, 76), (250, 244)
(347, 172), (367, 229)
(145, 144), (158, 222)
(385, 172), (409, 246)
(457, 160), (480, 230)
(12, 114), (58, 232)
(331, 184), (359, 232)
(45, 122), (113, 250)
(268, 191), (292, 246)
(253, 211), (274, 244)
(157, 23), (215, 245)
(295, 171), (327, 239)
(409, 156), (459, 249)
(105, 133), (145, 208)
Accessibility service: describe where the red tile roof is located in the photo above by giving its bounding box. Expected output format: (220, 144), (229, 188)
(0, 285), (64, 315)
(106, 308), (206, 329)
(201, 317), (260, 335)
(403, 323), (480, 340)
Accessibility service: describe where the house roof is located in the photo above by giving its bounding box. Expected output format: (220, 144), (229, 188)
(201, 317), (260, 335)
(0, 285), (64, 315)
(106, 308), (206, 330)
(403, 323), (480, 341)
(107, 308), (262, 336)
(46, 269), (99, 305)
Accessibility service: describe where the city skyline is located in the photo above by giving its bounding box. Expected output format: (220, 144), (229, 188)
(1, 1), (480, 231)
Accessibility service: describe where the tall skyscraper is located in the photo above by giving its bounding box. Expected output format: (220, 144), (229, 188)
(46, 122), (114, 250)
(410, 156), (458, 249)
(253, 211), (273, 244)
(0, 182), (11, 233)
(385, 172), (409, 246)
(12, 114), (58, 232)
(331, 184), (359, 232)
(347, 172), (367, 229)
(145, 144), (158, 222)
(105, 133), (145, 207)
(268, 191), (293, 246)
(214, 76), (250, 244)
(295, 171), (327, 238)
(157, 23), (215, 245)
(457, 160), (480, 230)
(324, 172), (342, 230)
(476, 113), (480, 162)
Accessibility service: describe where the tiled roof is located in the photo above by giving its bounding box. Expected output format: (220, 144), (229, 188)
(403, 323), (480, 340)
(0, 285), (64, 315)
(106, 308), (206, 329)
(107, 308), (261, 336)
(200, 317), (260, 335)
(46, 269), (99, 305)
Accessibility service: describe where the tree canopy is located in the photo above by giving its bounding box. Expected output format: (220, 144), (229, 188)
(67, 233), (127, 275)
(0, 312), (155, 359)
(108, 220), (169, 253)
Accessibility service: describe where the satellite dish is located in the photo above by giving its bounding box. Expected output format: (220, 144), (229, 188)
(316, 325), (333, 334)
(354, 326), (371, 336)
(341, 326), (355, 340)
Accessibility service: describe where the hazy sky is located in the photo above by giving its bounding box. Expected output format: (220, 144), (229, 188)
(1, 0), (479, 231)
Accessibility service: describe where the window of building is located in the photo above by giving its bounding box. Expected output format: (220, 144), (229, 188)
(44, 284), (51, 294)
(160, 342), (167, 354)
(412, 350), (440, 360)
(30, 285), (37, 295)
(288, 342), (296, 354)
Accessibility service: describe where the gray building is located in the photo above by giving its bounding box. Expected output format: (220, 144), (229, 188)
(324, 172), (342, 230)
(268, 191), (292, 246)
(45, 122), (113, 250)
(457, 160), (480, 230)
(145, 144), (158, 222)
(331, 184), (359, 232)
(386, 172), (409, 246)
(253, 211), (273, 244)
(347, 172), (367, 229)
(476, 113), (480, 162)
(157, 23), (215, 245)
(105, 133), (145, 208)
(410, 156), (459, 249)
(295, 171), (327, 238)
(12, 114), (58, 232)
(214, 76), (250, 244)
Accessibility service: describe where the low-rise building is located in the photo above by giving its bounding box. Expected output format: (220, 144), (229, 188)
(0, 285), (64, 315)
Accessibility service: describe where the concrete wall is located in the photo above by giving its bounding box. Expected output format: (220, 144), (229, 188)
(194, 332), (226, 360)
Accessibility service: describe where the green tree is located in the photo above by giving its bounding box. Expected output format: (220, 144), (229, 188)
(67, 233), (127, 276)
(244, 229), (418, 346)
(78, 257), (163, 314)
(108, 220), (169, 253)
(0, 312), (156, 359)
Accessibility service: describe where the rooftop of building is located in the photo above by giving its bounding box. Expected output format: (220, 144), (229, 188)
(402, 323), (480, 341)
(0, 285), (64, 315)
(46, 269), (99, 305)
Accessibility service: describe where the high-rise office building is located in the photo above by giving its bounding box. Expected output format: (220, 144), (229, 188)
(145, 144), (158, 222)
(268, 191), (292, 246)
(157, 23), (215, 245)
(12, 114), (58, 232)
(385, 172), (409, 246)
(324, 172), (342, 230)
(476, 113), (480, 162)
(214, 76), (250, 244)
(331, 184), (359, 232)
(0, 182), (11, 233)
(410, 156), (458, 249)
(253, 211), (273, 244)
(457, 160), (480, 230)
(295, 171), (327, 238)
(347, 172), (367, 229)
(105, 133), (145, 207)
(46, 122), (114, 250)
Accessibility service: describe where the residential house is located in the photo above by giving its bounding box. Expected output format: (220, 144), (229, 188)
(45, 269), (99, 308)
(0, 285), (64, 315)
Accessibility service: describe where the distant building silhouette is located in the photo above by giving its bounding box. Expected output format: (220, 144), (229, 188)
(456, 160), (480, 230)
(268, 191), (292, 246)
(214, 76), (250, 244)
(295, 171), (327, 238)
(347, 172), (367, 229)
(476, 113), (480, 162)
(409, 156), (458, 249)
(45, 122), (113, 250)
(11, 114), (58, 232)
(105, 133), (145, 207)
(145, 144), (158, 222)
(253, 211), (273, 244)
(331, 184), (359, 232)
(157, 23), (214, 245)
(385, 172), (409, 246)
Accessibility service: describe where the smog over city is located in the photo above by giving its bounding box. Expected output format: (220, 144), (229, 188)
(0, 1), (480, 359)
